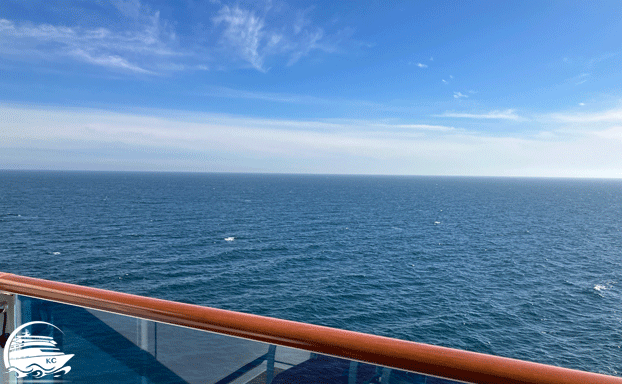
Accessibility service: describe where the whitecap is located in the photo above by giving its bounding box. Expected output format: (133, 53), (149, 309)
(594, 284), (607, 291)
(434, 221), (441, 225)
(224, 237), (235, 242)
(52, 252), (61, 255)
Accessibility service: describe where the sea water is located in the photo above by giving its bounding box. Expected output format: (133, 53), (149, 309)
(1, 171), (621, 375)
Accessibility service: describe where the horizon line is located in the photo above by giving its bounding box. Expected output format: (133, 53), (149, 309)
(2, 168), (621, 181)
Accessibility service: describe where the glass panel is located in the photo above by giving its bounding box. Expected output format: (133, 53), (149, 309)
(0, 295), (468, 384)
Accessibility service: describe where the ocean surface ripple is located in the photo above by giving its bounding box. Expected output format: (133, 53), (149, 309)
(1, 171), (621, 376)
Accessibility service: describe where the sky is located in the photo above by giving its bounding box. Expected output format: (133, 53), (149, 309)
(1, 0), (622, 177)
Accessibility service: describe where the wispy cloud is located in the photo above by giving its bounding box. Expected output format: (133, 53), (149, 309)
(570, 73), (590, 85)
(211, 3), (352, 71)
(112, 0), (144, 19)
(562, 53), (618, 69)
(286, 28), (326, 66)
(436, 109), (522, 120)
(0, 1), (360, 75)
(293, 8), (313, 35)
(559, 53), (618, 88)
(453, 92), (468, 99)
(212, 5), (269, 71)
(0, 8), (177, 74)
(417, 63), (428, 68)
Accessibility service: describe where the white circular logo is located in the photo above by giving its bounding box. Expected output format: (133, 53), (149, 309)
(3, 321), (73, 378)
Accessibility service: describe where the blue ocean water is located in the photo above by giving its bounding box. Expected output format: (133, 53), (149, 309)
(1, 171), (621, 375)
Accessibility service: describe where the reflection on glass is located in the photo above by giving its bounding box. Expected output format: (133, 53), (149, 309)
(1, 296), (465, 384)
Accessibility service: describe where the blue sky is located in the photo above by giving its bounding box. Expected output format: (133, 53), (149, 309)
(1, 0), (622, 177)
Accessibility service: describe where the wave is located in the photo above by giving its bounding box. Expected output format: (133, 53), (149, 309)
(8, 364), (71, 378)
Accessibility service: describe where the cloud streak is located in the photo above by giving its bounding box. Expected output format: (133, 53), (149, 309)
(198, 86), (427, 114)
(70, 48), (156, 74)
(437, 109), (522, 120)
(2, 103), (621, 177)
(549, 108), (622, 123)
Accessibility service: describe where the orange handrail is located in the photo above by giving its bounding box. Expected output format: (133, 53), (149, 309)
(0, 272), (620, 384)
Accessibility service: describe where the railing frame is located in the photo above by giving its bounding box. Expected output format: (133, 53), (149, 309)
(0, 272), (620, 384)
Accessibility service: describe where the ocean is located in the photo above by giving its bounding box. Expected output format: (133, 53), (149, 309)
(1, 170), (621, 376)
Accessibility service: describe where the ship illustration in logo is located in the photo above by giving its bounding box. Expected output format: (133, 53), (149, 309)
(3, 321), (73, 378)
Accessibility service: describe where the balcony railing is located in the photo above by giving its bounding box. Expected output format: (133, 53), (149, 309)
(0, 272), (620, 384)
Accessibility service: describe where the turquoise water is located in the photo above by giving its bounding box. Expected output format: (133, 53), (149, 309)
(1, 171), (621, 375)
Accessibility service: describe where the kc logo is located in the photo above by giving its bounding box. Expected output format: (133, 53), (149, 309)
(3, 321), (74, 379)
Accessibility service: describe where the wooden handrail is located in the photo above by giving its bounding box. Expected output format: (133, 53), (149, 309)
(0, 272), (620, 384)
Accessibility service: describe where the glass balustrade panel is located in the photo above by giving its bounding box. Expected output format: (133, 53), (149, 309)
(0, 295), (469, 384)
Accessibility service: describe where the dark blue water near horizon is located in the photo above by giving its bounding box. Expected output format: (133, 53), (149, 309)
(1, 170), (621, 376)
